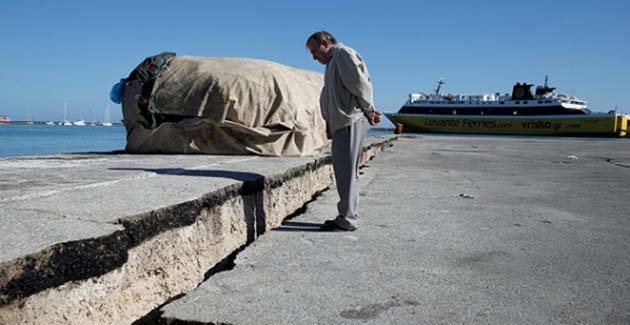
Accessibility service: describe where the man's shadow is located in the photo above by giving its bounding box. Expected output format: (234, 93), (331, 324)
(109, 167), (262, 182)
(111, 167), (266, 243)
(111, 168), (330, 233)
(274, 221), (328, 232)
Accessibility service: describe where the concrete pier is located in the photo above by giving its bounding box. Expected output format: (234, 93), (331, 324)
(2, 135), (630, 324)
(0, 137), (394, 324)
(161, 135), (630, 324)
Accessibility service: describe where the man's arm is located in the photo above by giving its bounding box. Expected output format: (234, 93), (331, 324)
(335, 48), (377, 120)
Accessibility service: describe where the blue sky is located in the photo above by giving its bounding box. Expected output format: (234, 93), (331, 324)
(0, 0), (628, 123)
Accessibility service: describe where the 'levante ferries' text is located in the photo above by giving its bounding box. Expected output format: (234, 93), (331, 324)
(424, 119), (512, 129)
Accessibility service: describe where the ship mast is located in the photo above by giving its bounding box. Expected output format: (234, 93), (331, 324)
(435, 79), (445, 95)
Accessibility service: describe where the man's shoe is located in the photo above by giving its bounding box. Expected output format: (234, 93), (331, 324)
(320, 219), (356, 232)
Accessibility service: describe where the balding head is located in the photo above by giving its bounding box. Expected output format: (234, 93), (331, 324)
(306, 30), (337, 65)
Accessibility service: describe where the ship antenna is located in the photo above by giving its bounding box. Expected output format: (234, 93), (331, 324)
(544, 75), (548, 87)
(435, 78), (445, 95)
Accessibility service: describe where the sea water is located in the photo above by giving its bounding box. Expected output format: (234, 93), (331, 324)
(0, 125), (127, 157)
(0, 125), (396, 158)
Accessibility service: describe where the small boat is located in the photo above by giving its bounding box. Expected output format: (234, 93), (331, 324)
(386, 77), (628, 137)
(101, 105), (113, 126)
(61, 102), (74, 126)
(0, 115), (11, 125)
(73, 119), (87, 126)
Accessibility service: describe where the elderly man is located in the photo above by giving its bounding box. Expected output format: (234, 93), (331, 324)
(306, 30), (382, 231)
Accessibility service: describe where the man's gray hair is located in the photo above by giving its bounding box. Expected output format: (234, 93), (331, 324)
(306, 30), (337, 46)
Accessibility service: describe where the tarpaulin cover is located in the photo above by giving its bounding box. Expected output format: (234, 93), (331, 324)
(121, 55), (327, 156)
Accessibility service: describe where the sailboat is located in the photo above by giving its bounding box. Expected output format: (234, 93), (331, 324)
(73, 119), (87, 126)
(101, 105), (113, 126)
(61, 102), (73, 126)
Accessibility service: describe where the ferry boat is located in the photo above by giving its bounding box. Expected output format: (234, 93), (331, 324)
(385, 77), (628, 137)
(0, 116), (10, 125)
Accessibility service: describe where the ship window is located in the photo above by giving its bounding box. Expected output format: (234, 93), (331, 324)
(523, 101), (528, 104)
(544, 100), (552, 103)
(500, 101), (504, 104)
(538, 100), (543, 104)
(515, 101), (520, 104)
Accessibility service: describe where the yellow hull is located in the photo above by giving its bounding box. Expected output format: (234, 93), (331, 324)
(385, 113), (629, 137)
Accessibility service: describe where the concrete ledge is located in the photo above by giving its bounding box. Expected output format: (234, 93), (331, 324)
(0, 136), (395, 324)
(159, 135), (630, 325)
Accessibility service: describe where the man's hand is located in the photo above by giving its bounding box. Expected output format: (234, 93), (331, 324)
(368, 110), (382, 126)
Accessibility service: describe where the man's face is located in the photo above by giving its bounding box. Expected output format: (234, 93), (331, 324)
(307, 39), (331, 65)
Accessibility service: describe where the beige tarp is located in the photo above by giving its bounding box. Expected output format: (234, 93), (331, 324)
(122, 56), (328, 156)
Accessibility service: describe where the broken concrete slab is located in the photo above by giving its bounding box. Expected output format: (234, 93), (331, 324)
(0, 135), (395, 325)
(161, 135), (630, 325)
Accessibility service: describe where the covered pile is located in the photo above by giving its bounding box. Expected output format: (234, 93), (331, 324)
(121, 53), (327, 156)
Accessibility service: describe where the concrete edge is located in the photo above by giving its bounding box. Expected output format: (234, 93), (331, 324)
(0, 231), (129, 304)
(0, 136), (397, 324)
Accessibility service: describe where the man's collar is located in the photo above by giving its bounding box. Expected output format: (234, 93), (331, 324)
(327, 43), (340, 60)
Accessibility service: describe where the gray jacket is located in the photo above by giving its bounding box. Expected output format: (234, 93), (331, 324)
(320, 43), (375, 138)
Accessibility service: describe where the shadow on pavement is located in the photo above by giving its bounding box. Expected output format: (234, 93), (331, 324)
(274, 221), (328, 232)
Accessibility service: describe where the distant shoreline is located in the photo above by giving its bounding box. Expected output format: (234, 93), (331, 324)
(5, 121), (124, 126)
(4, 121), (395, 130)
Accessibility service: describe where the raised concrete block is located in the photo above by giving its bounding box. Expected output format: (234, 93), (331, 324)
(0, 136), (396, 324)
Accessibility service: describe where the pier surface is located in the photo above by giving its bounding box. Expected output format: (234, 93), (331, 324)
(0, 137), (391, 324)
(2, 135), (630, 324)
(162, 135), (630, 325)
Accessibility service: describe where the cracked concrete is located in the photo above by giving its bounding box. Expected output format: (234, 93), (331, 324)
(0, 136), (395, 324)
(160, 135), (630, 325)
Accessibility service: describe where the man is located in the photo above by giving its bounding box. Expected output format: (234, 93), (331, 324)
(306, 30), (382, 231)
